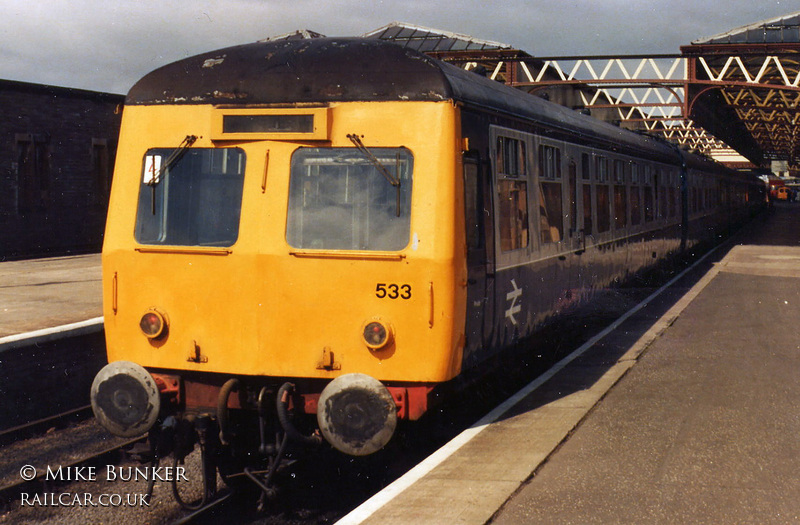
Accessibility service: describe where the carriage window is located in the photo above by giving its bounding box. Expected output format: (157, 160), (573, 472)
(631, 185), (642, 226)
(568, 161), (577, 235)
(613, 160), (627, 229)
(539, 145), (562, 243)
(596, 156), (610, 233)
(614, 184), (627, 229)
(581, 153), (591, 180)
(630, 164), (641, 226)
(583, 182), (593, 234)
(596, 156), (609, 183)
(613, 160), (625, 184)
(135, 148), (245, 247)
(539, 145), (560, 181)
(496, 135), (529, 252)
(582, 153), (593, 234)
(286, 147), (413, 251)
(498, 180), (529, 251)
(668, 172), (678, 218)
(643, 165), (655, 222)
(496, 136), (527, 177)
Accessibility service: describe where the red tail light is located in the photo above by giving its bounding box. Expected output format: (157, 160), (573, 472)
(362, 319), (393, 351)
(140, 310), (166, 339)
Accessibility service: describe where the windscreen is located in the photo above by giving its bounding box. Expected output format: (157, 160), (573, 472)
(286, 147), (413, 251)
(135, 148), (246, 247)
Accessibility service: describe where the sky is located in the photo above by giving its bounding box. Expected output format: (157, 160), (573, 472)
(0, 0), (796, 95)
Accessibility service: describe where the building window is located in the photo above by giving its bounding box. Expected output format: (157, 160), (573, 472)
(92, 139), (111, 207)
(16, 133), (50, 214)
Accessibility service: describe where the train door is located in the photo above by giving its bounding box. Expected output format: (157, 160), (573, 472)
(462, 153), (494, 364)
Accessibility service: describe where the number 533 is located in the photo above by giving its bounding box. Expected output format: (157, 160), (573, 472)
(375, 283), (411, 300)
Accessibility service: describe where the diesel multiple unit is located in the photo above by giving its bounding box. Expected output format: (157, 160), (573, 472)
(90, 38), (764, 504)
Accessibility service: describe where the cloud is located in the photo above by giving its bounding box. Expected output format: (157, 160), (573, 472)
(0, 0), (794, 94)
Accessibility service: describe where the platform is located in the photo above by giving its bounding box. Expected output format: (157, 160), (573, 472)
(0, 254), (102, 342)
(340, 204), (800, 524)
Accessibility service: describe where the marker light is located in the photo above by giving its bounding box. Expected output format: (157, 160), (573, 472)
(362, 319), (393, 351)
(140, 309), (166, 339)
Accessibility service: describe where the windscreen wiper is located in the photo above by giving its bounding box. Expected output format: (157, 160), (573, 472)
(347, 133), (402, 217)
(150, 134), (198, 185)
(148, 134), (197, 214)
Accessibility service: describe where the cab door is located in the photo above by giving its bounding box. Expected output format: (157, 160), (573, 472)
(462, 153), (494, 367)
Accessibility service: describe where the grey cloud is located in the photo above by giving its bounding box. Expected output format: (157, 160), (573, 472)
(0, 0), (792, 93)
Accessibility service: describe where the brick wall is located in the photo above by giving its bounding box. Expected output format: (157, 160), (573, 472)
(0, 80), (124, 260)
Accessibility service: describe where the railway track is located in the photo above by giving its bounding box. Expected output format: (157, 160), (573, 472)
(0, 404), (94, 447)
(0, 435), (143, 506)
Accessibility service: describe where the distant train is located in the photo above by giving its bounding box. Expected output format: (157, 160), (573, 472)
(90, 37), (764, 504)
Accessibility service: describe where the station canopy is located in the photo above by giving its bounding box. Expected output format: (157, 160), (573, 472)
(363, 23), (513, 53)
(681, 12), (800, 170)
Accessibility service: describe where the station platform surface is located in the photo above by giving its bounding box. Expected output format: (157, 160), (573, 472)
(342, 204), (800, 525)
(0, 254), (102, 339)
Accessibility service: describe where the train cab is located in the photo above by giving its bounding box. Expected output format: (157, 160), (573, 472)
(93, 39), (471, 459)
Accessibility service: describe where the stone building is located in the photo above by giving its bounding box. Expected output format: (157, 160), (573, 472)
(0, 80), (123, 259)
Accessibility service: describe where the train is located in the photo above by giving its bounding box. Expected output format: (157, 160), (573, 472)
(90, 37), (764, 504)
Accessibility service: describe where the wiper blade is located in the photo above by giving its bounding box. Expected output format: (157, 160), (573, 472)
(347, 134), (400, 187)
(148, 134), (197, 214)
(148, 134), (198, 187)
(347, 133), (402, 216)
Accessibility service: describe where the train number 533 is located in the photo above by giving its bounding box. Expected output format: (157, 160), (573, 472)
(375, 283), (411, 300)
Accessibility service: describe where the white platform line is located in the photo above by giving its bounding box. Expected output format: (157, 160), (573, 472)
(336, 246), (723, 525)
(0, 317), (104, 353)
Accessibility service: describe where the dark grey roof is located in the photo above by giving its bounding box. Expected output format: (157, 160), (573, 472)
(363, 22), (512, 52)
(693, 11), (800, 44)
(126, 38), (456, 105)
